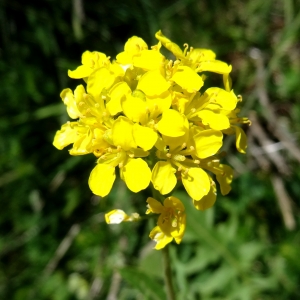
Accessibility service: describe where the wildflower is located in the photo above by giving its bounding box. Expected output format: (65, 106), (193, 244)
(147, 196), (186, 250)
(53, 29), (249, 248)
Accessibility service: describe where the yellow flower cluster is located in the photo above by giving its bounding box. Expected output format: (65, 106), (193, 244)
(53, 30), (249, 249)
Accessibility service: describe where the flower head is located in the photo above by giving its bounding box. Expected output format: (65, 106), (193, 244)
(53, 30), (248, 249)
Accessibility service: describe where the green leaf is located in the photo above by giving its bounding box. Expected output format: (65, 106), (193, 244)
(119, 267), (166, 300)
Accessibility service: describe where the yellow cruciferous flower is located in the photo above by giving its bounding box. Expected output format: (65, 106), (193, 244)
(146, 196), (186, 250)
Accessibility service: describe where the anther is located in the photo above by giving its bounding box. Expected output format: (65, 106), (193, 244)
(107, 147), (112, 153)
(194, 159), (200, 164)
(184, 168), (189, 175)
(189, 146), (195, 151)
(181, 142), (187, 149)
(118, 162), (123, 168)
(129, 153), (134, 158)
(117, 145), (122, 152)
(190, 108), (196, 113)
(79, 101), (85, 106)
(166, 153), (172, 158)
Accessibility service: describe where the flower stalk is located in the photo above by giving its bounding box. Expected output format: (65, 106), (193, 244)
(162, 245), (176, 300)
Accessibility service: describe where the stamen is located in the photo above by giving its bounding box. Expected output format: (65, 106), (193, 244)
(173, 154), (185, 162)
(183, 43), (189, 56)
(129, 153), (134, 158)
(189, 146), (195, 151)
(118, 162), (123, 168)
(184, 168), (189, 175)
(172, 218), (177, 227)
(166, 153), (172, 158)
(117, 145), (122, 152)
(194, 159), (200, 164)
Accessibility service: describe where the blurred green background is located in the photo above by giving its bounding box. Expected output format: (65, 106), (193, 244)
(1, 0), (300, 299)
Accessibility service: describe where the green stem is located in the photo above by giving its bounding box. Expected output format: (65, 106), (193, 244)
(162, 245), (176, 300)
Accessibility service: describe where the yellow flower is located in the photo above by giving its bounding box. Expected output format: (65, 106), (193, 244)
(152, 130), (215, 200)
(68, 51), (108, 79)
(88, 116), (151, 197)
(147, 196), (186, 250)
(53, 121), (93, 155)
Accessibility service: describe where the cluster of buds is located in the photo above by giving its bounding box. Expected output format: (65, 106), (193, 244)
(53, 31), (249, 249)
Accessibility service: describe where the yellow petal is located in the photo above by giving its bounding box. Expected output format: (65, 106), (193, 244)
(233, 125), (247, 154)
(121, 94), (147, 124)
(122, 158), (151, 192)
(216, 164), (233, 195)
(137, 70), (170, 96)
(173, 214), (186, 244)
(149, 226), (173, 250)
(151, 161), (177, 195)
(133, 50), (164, 70)
(68, 65), (92, 79)
(116, 51), (133, 65)
(112, 116), (136, 151)
(197, 60), (232, 74)
(164, 196), (185, 211)
(204, 87), (237, 111)
(171, 66), (204, 93)
(53, 122), (78, 150)
(69, 129), (93, 155)
(182, 167), (210, 200)
(124, 36), (148, 54)
(193, 129), (223, 158)
(87, 68), (115, 100)
(193, 181), (217, 211)
(82, 51), (107, 68)
(133, 124), (157, 151)
(188, 48), (216, 64)
(157, 109), (188, 137)
(197, 110), (230, 130)
(60, 88), (81, 119)
(155, 30), (185, 59)
(107, 82), (131, 115)
(109, 62), (125, 78)
(146, 91), (172, 118)
(146, 197), (164, 214)
(88, 164), (116, 197)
